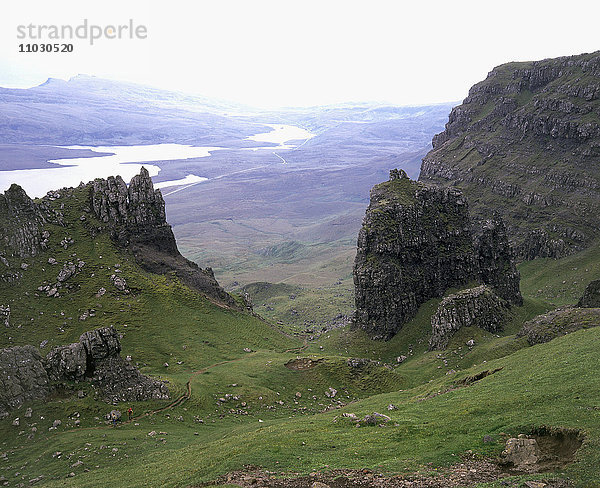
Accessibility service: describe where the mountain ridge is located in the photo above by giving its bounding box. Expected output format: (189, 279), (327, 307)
(419, 50), (600, 259)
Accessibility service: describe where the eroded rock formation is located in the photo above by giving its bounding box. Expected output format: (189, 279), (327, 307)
(88, 168), (235, 306)
(429, 285), (509, 350)
(0, 327), (168, 416)
(0, 346), (50, 416)
(578, 279), (600, 308)
(0, 184), (45, 261)
(353, 171), (521, 340)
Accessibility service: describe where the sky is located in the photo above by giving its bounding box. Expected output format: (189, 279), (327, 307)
(1, 0), (599, 108)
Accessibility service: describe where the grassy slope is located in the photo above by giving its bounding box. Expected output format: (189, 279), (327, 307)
(2, 186), (600, 486)
(7, 327), (600, 488)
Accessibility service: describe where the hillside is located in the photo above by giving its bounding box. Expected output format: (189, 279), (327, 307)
(0, 167), (599, 487)
(3, 54), (600, 487)
(420, 51), (600, 259)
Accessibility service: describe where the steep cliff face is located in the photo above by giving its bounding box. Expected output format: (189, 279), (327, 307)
(420, 51), (600, 259)
(88, 168), (235, 306)
(353, 172), (475, 340)
(474, 218), (523, 306)
(353, 171), (521, 340)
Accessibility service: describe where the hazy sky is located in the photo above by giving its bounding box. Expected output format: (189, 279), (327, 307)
(1, 0), (599, 108)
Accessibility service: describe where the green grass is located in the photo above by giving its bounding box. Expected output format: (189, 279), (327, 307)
(4, 185), (600, 487)
(4, 327), (600, 488)
(519, 240), (600, 306)
(241, 277), (354, 335)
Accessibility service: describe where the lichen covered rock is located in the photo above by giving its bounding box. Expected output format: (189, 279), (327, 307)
(429, 285), (509, 350)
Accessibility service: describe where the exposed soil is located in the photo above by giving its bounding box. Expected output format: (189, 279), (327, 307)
(531, 427), (584, 473)
(457, 367), (504, 386)
(197, 427), (583, 488)
(203, 461), (572, 488)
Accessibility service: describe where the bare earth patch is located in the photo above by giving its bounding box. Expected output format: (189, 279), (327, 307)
(204, 461), (572, 488)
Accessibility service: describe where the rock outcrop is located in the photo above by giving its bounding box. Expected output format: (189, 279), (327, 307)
(518, 307), (600, 345)
(45, 342), (87, 381)
(0, 184), (46, 260)
(419, 51), (600, 259)
(0, 327), (168, 415)
(88, 168), (235, 306)
(0, 346), (50, 417)
(429, 285), (509, 350)
(353, 171), (521, 340)
(474, 219), (523, 306)
(90, 168), (177, 254)
(578, 279), (600, 308)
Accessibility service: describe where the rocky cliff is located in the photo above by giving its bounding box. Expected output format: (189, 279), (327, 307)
(0, 184), (46, 263)
(0, 168), (234, 306)
(88, 168), (235, 306)
(353, 170), (521, 340)
(0, 327), (168, 417)
(420, 51), (600, 259)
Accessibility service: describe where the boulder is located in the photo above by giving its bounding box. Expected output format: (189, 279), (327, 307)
(44, 342), (87, 381)
(429, 285), (510, 350)
(501, 436), (541, 469)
